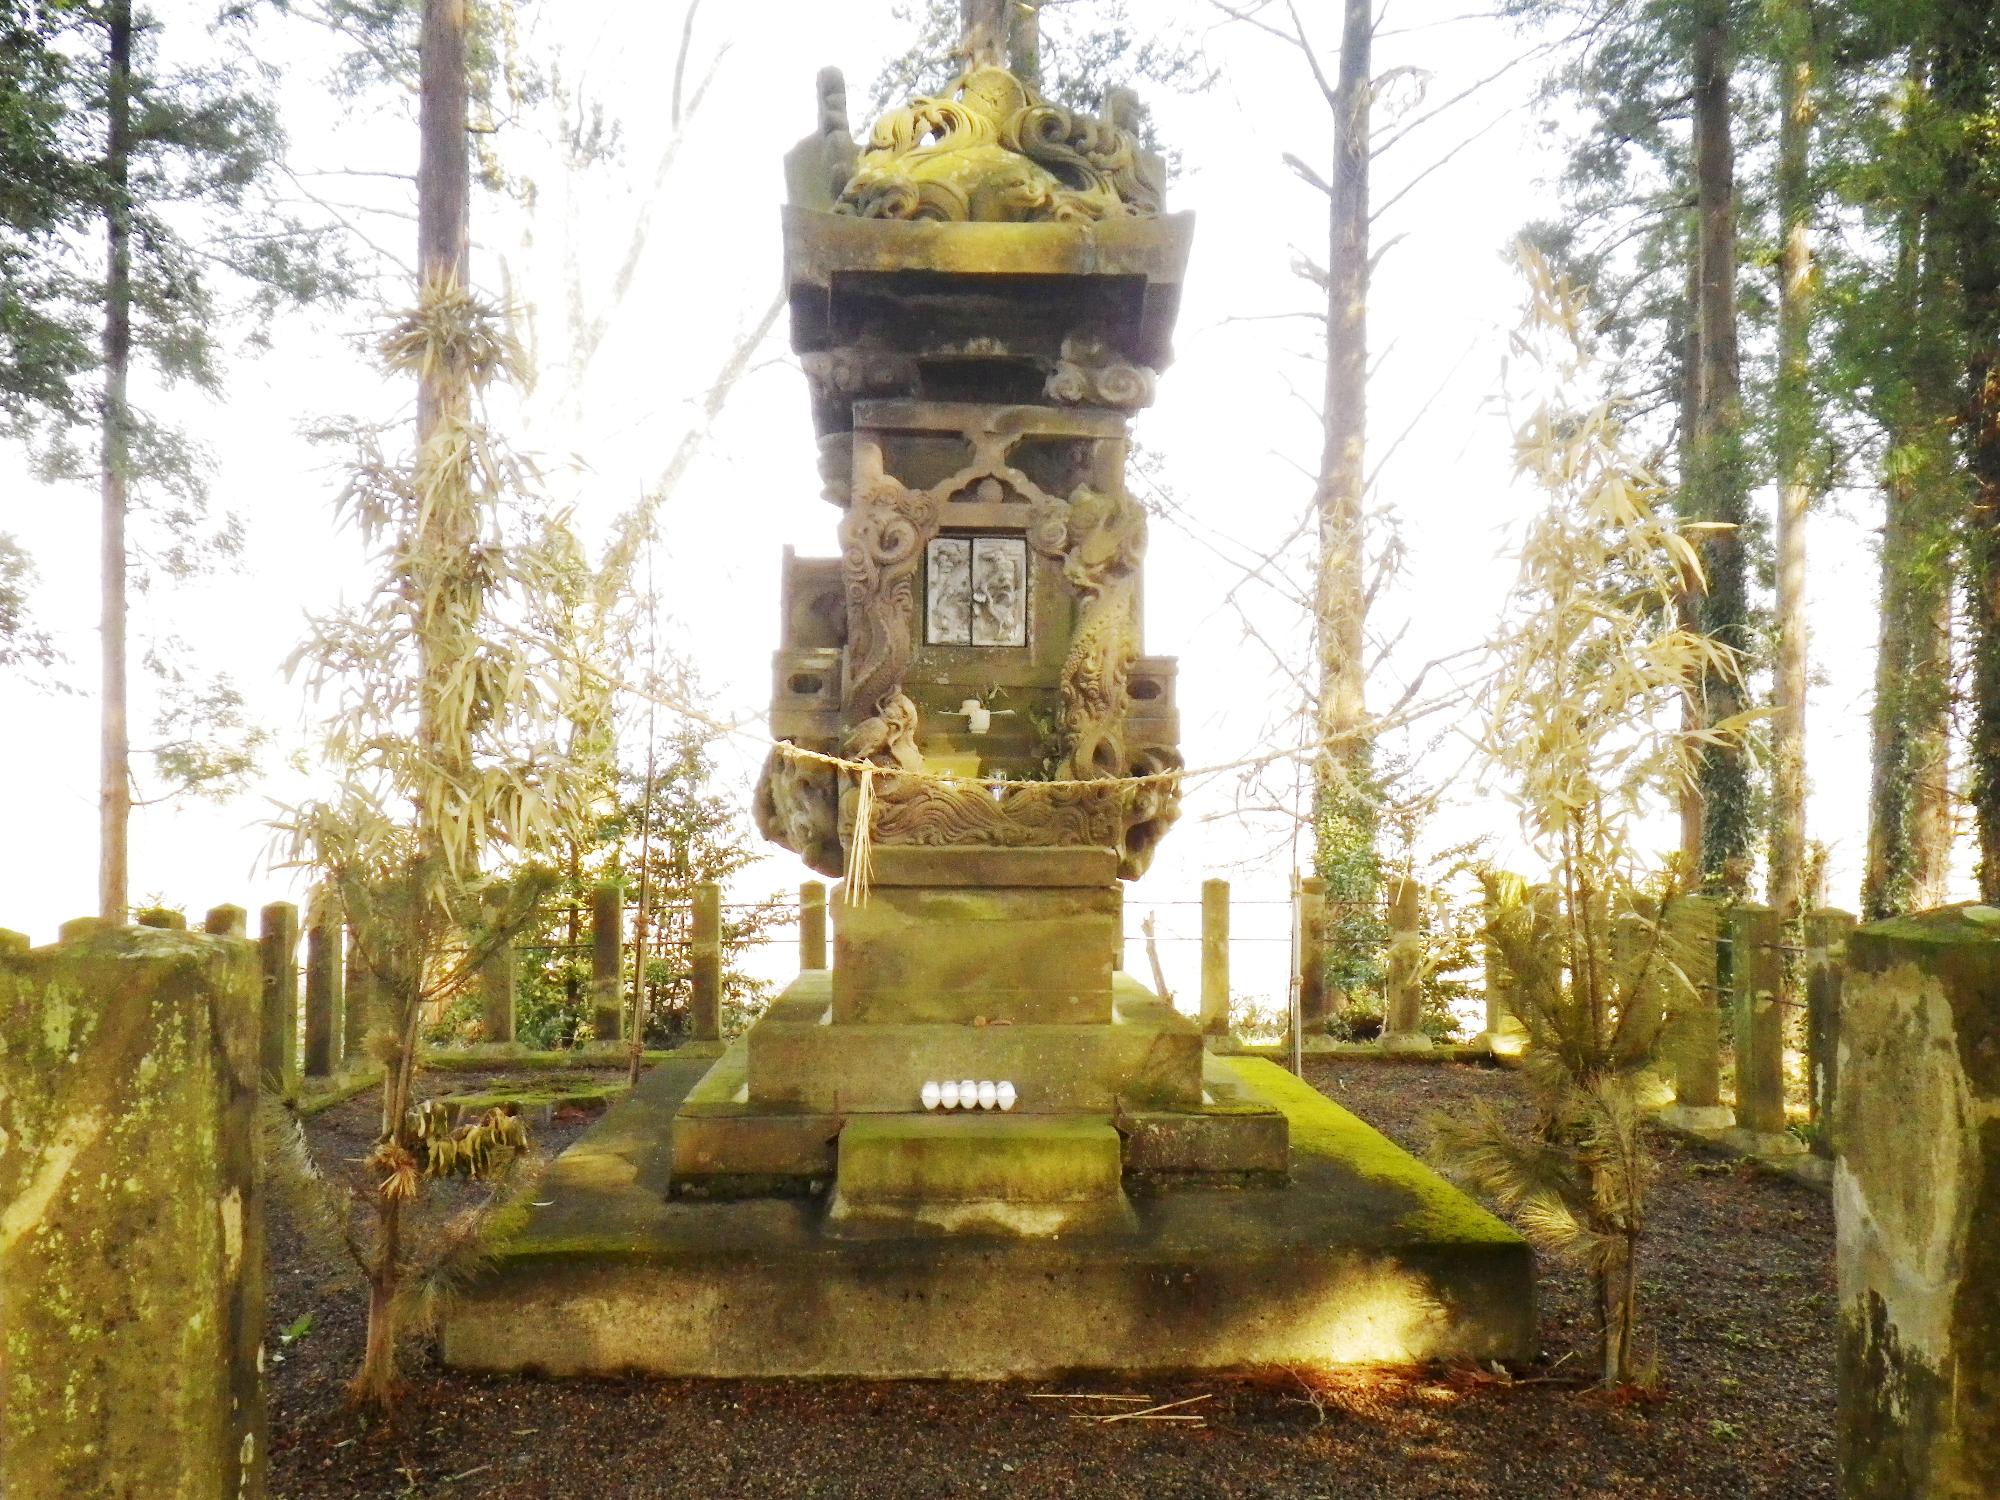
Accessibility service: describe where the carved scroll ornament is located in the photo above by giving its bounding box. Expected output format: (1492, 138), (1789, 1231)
(836, 66), (1163, 225)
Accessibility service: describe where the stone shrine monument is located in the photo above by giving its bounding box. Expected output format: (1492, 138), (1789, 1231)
(442, 16), (1533, 1377)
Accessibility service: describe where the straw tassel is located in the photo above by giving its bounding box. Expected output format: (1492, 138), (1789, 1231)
(843, 765), (877, 907)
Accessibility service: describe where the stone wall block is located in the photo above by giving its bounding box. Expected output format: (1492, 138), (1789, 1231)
(1834, 906), (2000, 1499)
(0, 925), (266, 1498)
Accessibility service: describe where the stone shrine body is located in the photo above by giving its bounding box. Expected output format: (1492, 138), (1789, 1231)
(440, 54), (1535, 1379)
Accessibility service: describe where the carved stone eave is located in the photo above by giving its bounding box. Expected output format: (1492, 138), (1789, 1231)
(783, 205), (1194, 295)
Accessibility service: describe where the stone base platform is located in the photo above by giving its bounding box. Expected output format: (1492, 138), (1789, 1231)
(440, 1055), (1536, 1378)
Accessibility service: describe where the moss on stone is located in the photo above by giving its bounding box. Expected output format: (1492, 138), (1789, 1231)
(1215, 1056), (1522, 1245)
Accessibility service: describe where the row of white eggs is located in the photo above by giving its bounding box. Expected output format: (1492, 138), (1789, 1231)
(920, 1079), (1017, 1111)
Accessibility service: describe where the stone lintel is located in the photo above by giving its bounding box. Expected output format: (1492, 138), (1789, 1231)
(852, 397), (1129, 441)
(866, 845), (1119, 888)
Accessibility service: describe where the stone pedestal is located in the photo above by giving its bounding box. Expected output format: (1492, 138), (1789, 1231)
(1834, 905), (2000, 1499)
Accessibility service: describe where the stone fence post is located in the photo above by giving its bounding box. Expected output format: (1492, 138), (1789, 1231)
(1804, 907), (1854, 1153)
(302, 891), (343, 1078)
(1834, 907), (2000, 1498)
(591, 883), (623, 1042)
(1728, 904), (1794, 1148)
(0, 924), (266, 1498)
(477, 885), (516, 1045)
(799, 881), (827, 970)
(1381, 876), (1431, 1052)
(1200, 878), (1229, 1036)
(691, 883), (722, 1042)
(204, 903), (246, 938)
(1657, 894), (1728, 1128)
(258, 901), (299, 1086)
(1296, 875), (1328, 1031)
(343, 921), (374, 1062)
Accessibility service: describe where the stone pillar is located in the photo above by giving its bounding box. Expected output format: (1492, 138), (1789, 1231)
(591, 882), (623, 1042)
(0, 924), (266, 1498)
(1655, 894), (1730, 1128)
(799, 881), (827, 970)
(136, 907), (186, 930)
(1381, 876), (1431, 1051)
(204, 903), (247, 939)
(302, 891), (343, 1079)
(1728, 903), (1795, 1148)
(477, 887), (516, 1046)
(1477, 872), (1520, 1051)
(1804, 907), (1854, 1154)
(1834, 907), (2000, 1499)
(690, 881), (722, 1042)
(1199, 878), (1229, 1037)
(1110, 881), (1124, 972)
(343, 921), (374, 1062)
(1296, 875), (1329, 1031)
(257, 901), (299, 1087)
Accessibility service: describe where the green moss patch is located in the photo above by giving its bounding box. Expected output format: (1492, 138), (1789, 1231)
(1215, 1056), (1522, 1245)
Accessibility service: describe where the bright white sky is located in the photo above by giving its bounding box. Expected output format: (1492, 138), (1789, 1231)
(0, 0), (1898, 1010)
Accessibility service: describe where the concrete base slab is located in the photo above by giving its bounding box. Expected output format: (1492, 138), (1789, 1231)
(440, 1056), (1536, 1378)
(1656, 1103), (1736, 1132)
(1720, 1125), (1808, 1158)
(1379, 1032), (1435, 1054)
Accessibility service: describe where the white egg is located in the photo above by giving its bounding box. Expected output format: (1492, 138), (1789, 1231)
(977, 1080), (998, 1110)
(920, 1080), (941, 1110)
(940, 1079), (960, 1109)
(996, 1080), (1017, 1111)
(958, 1079), (978, 1110)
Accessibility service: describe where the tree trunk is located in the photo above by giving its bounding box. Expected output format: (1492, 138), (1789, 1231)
(1007, 0), (1042, 85)
(1863, 76), (1958, 920)
(1314, 0), (1379, 989)
(414, 0), (470, 875)
(1689, 0), (1753, 898)
(1599, 1231), (1639, 1385)
(97, 0), (133, 922)
(351, 1207), (402, 1407)
(1937, 2), (2000, 898)
(1675, 211), (1705, 874)
(1767, 4), (1813, 955)
(960, 0), (1009, 69)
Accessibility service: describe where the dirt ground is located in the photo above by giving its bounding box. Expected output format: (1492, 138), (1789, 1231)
(267, 1059), (1836, 1499)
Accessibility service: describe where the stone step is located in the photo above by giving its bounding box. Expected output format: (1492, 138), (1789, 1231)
(837, 1115), (1124, 1204)
(746, 996), (1203, 1114)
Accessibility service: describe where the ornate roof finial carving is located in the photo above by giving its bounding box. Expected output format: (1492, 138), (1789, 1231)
(834, 64), (1163, 224)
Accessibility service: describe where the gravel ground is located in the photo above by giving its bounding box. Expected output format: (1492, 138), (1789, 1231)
(268, 1060), (1836, 1499)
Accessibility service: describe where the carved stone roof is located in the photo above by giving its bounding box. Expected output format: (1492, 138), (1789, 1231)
(835, 66), (1163, 225)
